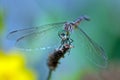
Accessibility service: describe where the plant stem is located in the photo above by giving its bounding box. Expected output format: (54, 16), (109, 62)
(47, 69), (53, 80)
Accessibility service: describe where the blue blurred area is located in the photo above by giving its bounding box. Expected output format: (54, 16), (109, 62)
(1, 0), (120, 80)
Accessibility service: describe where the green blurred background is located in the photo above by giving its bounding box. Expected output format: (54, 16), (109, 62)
(0, 0), (120, 80)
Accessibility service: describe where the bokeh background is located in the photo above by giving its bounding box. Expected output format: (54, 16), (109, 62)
(0, 0), (120, 80)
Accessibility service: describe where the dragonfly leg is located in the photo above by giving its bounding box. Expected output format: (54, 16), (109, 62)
(69, 38), (73, 45)
(58, 40), (64, 49)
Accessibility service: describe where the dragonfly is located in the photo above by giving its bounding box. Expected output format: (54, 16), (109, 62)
(7, 15), (108, 68)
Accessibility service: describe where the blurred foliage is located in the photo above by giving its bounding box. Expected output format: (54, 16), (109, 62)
(0, 50), (37, 80)
(0, 9), (4, 35)
(110, 37), (120, 60)
(81, 62), (120, 80)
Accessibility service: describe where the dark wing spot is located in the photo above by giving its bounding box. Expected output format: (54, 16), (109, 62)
(9, 30), (18, 34)
(16, 36), (25, 42)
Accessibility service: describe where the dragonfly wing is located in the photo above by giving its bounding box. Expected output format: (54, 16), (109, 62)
(7, 27), (38, 41)
(7, 22), (66, 51)
(7, 22), (65, 41)
(71, 27), (108, 68)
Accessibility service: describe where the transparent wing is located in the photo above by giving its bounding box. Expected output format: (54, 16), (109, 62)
(7, 22), (66, 51)
(7, 22), (66, 40)
(71, 27), (108, 68)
